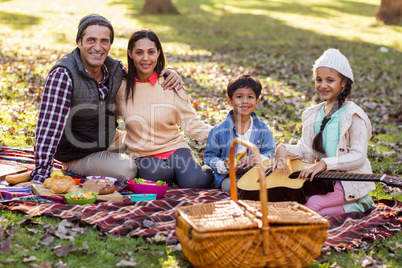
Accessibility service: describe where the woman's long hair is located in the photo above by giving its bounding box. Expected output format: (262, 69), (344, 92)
(125, 29), (165, 101)
(312, 73), (353, 158)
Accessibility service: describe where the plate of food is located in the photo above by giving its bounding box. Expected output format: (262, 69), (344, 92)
(86, 175), (117, 184)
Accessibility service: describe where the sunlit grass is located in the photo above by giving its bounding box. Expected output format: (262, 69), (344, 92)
(0, 101), (37, 147)
(211, 0), (401, 50)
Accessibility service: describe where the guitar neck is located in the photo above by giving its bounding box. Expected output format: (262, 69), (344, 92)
(315, 171), (384, 182)
(314, 171), (401, 188)
(289, 169), (401, 188)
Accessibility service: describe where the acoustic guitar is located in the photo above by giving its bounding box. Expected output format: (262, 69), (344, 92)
(237, 159), (402, 203)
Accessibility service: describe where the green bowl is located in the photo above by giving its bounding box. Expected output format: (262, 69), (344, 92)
(65, 191), (98, 205)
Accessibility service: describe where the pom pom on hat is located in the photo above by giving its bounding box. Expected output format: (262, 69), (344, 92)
(313, 48), (354, 82)
(76, 14), (114, 44)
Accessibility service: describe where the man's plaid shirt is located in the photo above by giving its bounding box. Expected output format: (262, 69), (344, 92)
(32, 62), (126, 182)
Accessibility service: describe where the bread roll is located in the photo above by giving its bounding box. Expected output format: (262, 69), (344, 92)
(44, 176), (76, 194)
(5, 171), (31, 185)
(82, 179), (115, 195)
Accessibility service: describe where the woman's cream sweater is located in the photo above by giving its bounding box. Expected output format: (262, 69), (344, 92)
(115, 78), (211, 159)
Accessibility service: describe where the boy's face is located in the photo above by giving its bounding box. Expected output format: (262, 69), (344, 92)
(227, 87), (260, 118)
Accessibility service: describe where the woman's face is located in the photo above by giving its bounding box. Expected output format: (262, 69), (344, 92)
(314, 67), (346, 105)
(128, 38), (160, 82)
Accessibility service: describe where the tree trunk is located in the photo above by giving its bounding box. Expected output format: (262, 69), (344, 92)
(376, 0), (402, 24)
(141, 0), (180, 15)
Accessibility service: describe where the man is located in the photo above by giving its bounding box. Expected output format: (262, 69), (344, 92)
(30, 14), (182, 184)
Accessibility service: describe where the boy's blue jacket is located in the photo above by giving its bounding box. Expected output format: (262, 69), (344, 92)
(204, 110), (275, 187)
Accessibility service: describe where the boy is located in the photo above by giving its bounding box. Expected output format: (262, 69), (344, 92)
(204, 74), (276, 192)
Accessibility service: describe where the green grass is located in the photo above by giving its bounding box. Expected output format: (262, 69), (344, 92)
(0, 0), (401, 267)
(0, 210), (189, 267)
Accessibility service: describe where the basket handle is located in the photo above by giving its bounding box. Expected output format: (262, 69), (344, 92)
(229, 137), (270, 229)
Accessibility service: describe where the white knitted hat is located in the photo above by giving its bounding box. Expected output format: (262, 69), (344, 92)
(313, 48), (354, 82)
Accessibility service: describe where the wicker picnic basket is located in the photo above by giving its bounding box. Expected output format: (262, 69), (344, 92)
(176, 138), (330, 268)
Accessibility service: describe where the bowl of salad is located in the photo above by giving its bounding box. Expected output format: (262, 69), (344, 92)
(65, 191), (98, 205)
(127, 178), (167, 199)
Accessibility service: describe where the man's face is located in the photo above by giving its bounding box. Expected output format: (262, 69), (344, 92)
(77, 25), (111, 74)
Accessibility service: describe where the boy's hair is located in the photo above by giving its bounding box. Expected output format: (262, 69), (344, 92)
(227, 74), (262, 99)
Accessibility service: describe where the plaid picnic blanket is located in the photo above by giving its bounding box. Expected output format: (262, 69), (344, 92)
(1, 147), (401, 250)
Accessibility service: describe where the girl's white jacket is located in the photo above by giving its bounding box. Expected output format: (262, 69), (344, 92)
(283, 101), (376, 202)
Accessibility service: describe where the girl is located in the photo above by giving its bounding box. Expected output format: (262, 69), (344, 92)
(115, 29), (213, 188)
(273, 48), (376, 216)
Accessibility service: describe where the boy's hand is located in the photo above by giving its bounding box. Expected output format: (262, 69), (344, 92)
(160, 69), (183, 90)
(224, 158), (242, 172)
(224, 158), (230, 170)
(236, 156), (255, 171)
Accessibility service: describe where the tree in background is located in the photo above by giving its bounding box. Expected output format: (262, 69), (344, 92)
(376, 0), (402, 24)
(141, 0), (180, 14)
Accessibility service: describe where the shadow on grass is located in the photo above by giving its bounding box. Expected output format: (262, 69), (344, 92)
(109, 0), (398, 56)
(109, 0), (386, 56)
(0, 11), (41, 30)
(108, 0), (401, 105)
(111, 0), (378, 19)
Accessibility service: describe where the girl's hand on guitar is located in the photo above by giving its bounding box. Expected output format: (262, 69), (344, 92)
(273, 145), (298, 172)
(298, 160), (327, 181)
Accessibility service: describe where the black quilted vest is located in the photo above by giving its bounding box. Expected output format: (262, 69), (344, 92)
(52, 48), (123, 162)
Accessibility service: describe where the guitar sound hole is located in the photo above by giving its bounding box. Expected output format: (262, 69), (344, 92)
(289, 171), (300, 179)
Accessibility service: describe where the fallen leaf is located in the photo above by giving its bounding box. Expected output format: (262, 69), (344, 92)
(81, 241), (89, 250)
(1, 258), (18, 265)
(53, 260), (68, 268)
(23, 255), (38, 262)
(27, 228), (41, 235)
(142, 219), (157, 228)
(98, 232), (109, 239)
(0, 237), (12, 254)
(53, 244), (78, 257)
(39, 261), (53, 268)
(167, 243), (182, 252)
(39, 232), (55, 246)
(133, 246), (150, 253)
(146, 234), (167, 244)
(116, 258), (137, 267)
(56, 220), (71, 236)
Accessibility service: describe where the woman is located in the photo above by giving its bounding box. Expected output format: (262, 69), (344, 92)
(115, 29), (213, 188)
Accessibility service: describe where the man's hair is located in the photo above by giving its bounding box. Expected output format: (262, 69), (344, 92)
(227, 74), (262, 99)
(76, 14), (114, 44)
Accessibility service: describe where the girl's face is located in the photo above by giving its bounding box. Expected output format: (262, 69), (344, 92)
(314, 67), (346, 105)
(128, 38), (160, 82)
